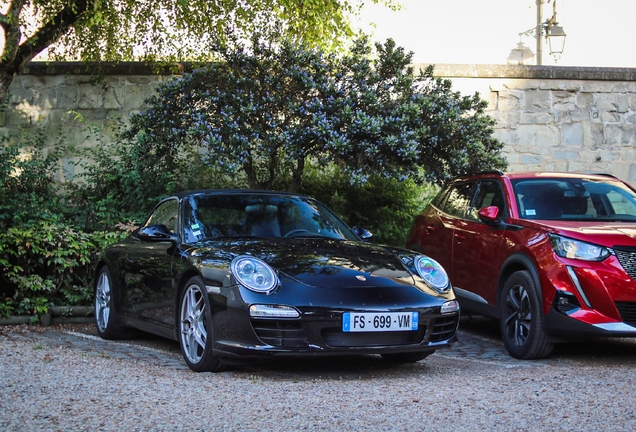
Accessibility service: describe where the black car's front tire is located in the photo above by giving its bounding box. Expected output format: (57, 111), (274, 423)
(94, 266), (129, 340)
(178, 276), (226, 372)
(499, 270), (554, 360)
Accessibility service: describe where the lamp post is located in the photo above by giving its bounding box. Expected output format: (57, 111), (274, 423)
(536, 0), (567, 65)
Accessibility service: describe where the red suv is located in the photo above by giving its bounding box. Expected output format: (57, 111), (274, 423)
(406, 171), (636, 359)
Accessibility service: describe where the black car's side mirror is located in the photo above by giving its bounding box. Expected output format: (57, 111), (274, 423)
(352, 226), (373, 243)
(137, 224), (179, 243)
(478, 206), (501, 224)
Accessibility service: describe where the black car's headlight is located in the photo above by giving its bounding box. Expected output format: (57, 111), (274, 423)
(549, 234), (610, 262)
(231, 256), (279, 293)
(414, 255), (450, 292)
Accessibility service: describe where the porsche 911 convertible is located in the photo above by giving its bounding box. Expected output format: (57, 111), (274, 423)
(94, 190), (460, 372)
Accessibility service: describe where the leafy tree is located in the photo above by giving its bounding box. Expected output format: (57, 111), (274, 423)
(125, 36), (507, 191)
(0, 0), (393, 102)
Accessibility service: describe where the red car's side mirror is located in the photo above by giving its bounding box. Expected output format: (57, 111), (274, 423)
(478, 206), (500, 224)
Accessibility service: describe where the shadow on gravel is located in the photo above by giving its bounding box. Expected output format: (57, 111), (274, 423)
(456, 313), (636, 365)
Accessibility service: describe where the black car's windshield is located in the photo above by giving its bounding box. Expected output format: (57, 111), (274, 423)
(182, 193), (359, 243)
(512, 177), (636, 222)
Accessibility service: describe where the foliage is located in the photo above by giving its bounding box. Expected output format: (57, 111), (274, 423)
(70, 123), (244, 231)
(0, 0), (395, 102)
(125, 36), (507, 193)
(0, 127), (70, 232)
(0, 125), (131, 318)
(0, 219), (127, 318)
(300, 164), (437, 247)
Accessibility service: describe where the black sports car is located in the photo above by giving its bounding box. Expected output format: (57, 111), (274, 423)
(94, 190), (460, 372)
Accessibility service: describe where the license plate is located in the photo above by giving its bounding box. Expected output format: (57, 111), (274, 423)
(342, 312), (418, 332)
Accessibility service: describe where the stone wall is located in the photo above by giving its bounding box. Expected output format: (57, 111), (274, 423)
(0, 63), (177, 181)
(415, 64), (636, 182)
(2, 62), (636, 182)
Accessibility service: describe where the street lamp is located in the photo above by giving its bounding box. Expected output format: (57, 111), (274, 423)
(536, 0), (567, 64)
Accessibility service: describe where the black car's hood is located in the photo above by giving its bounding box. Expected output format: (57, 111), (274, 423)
(192, 237), (416, 288)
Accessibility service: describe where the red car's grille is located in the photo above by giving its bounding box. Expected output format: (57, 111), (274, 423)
(251, 320), (309, 348)
(615, 302), (636, 327)
(614, 248), (636, 281)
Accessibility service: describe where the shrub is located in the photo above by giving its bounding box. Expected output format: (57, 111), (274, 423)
(300, 164), (437, 247)
(0, 128), (70, 231)
(0, 220), (127, 320)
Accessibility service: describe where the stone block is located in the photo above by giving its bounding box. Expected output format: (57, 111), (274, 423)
(600, 112), (620, 123)
(568, 161), (588, 172)
(562, 123), (583, 147)
(618, 94), (630, 113)
(553, 150), (580, 160)
(576, 93), (595, 110)
(496, 111), (521, 127)
(497, 90), (522, 111)
(103, 86), (123, 109)
(515, 124), (558, 154)
(33, 88), (56, 110)
(584, 122), (604, 148)
(582, 81), (614, 93)
(524, 90), (550, 112)
(629, 164), (636, 182)
(122, 85), (154, 110)
(521, 155), (542, 164)
(503, 152), (520, 163)
(57, 86), (79, 109)
(553, 161), (568, 171)
(8, 88), (33, 106)
(553, 91), (576, 110)
(520, 112), (553, 124)
(596, 93), (618, 112)
(78, 83), (103, 109)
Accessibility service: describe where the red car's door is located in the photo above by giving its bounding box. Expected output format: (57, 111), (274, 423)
(451, 180), (506, 305)
(414, 182), (478, 280)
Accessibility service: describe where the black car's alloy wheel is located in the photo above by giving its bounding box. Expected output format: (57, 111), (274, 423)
(499, 270), (553, 360)
(94, 266), (128, 339)
(178, 276), (226, 372)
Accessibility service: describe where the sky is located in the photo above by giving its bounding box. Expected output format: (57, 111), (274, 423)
(354, 0), (636, 68)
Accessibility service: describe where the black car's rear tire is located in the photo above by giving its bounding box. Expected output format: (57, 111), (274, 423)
(499, 270), (554, 360)
(381, 351), (433, 363)
(178, 276), (226, 372)
(94, 266), (129, 340)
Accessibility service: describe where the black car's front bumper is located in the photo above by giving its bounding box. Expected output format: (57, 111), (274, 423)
(212, 308), (459, 360)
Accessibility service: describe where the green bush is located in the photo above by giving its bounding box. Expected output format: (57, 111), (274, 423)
(300, 164), (437, 247)
(0, 220), (127, 319)
(0, 128), (70, 231)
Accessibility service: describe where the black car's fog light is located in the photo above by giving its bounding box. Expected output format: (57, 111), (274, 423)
(553, 291), (581, 315)
(441, 300), (460, 314)
(249, 304), (300, 318)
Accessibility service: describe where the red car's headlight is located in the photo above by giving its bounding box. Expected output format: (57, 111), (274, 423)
(549, 234), (611, 262)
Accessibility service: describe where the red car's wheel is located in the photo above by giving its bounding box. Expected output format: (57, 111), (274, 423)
(499, 270), (554, 360)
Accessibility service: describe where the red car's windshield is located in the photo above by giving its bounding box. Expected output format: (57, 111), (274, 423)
(512, 177), (636, 222)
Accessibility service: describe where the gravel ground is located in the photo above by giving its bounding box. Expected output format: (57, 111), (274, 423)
(1, 323), (636, 431)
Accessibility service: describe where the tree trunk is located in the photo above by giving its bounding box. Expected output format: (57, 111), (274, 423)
(0, 70), (14, 106)
(289, 156), (305, 193)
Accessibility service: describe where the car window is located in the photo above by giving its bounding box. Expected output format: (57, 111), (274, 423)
(181, 194), (359, 242)
(144, 199), (179, 233)
(513, 177), (636, 221)
(469, 180), (505, 220)
(439, 182), (478, 218)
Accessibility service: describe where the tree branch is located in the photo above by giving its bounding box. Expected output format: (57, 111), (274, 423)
(10, 0), (93, 74)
